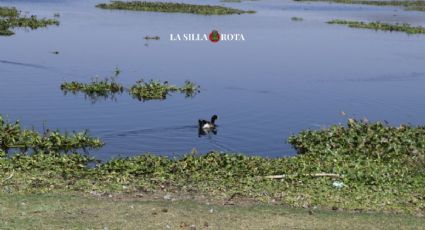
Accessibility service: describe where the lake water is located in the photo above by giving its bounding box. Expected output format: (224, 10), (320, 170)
(1, 0), (425, 160)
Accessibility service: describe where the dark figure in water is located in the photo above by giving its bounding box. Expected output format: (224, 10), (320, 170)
(198, 115), (218, 137)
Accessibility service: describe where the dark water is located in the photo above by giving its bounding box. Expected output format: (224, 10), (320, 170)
(1, 0), (425, 160)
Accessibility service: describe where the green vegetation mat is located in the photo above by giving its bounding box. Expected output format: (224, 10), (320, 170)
(96, 1), (255, 15)
(327, 20), (425, 34)
(221, 0), (243, 3)
(61, 71), (200, 102)
(129, 80), (200, 101)
(60, 71), (125, 102)
(291, 16), (304, 21)
(0, 6), (59, 36)
(0, 115), (103, 154)
(294, 0), (425, 12)
(1, 117), (424, 215)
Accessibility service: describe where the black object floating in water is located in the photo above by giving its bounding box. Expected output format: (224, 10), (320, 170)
(198, 115), (218, 137)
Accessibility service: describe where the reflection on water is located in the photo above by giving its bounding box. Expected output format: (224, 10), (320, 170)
(61, 89), (123, 104)
(1, 0), (425, 160)
(106, 125), (197, 138)
(198, 127), (218, 137)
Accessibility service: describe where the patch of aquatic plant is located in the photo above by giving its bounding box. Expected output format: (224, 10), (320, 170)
(61, 69), (200, 102)
(0, 6), (19, 18)
(96, 1), (255, 15)
(221, 0), (260, 2)
(6, 16), (59, 29)
(1, 119), (424, 214)
(129, 80), (174, 101)
(61, 78), (124, 95)
(221, 0), (242, 3)
(129, 80), (200, 101)
(60, 72), (124, 101)
(0, 115), (103, 154)
(0, 6), (59, 36)
(327, 20), (425, 34)
(144, 35), (160, 40)
(291, 16), (303, 21)
(0, 26), (13, 36)
(293, 0), (425, 12)
(406, 5), (425, 11)
(179, 80), (201, 97)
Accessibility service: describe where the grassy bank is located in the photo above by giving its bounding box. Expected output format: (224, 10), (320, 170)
(0, 6), (59, 36)
(96, 1), (256, 15)
(1, 117), (424, 215)
(327, 20), (425, 34)
(1, 194), (424, 229)
(294, 0), (425, 11)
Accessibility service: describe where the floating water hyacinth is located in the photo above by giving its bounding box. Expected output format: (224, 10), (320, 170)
(61, 79), (124, 93)
(294, 0), (425, 12)
(129, 80), (200, 101)
(144, 35), (160, 40)
(327, 20), (425, 34)
(0, 6), (59, 36)
(60, 68), (125, 102)
(61, 70), (200, 102)
(0, 115), (103, 154)
(96, 1), (256, 15)
(291, 16), (303, 21)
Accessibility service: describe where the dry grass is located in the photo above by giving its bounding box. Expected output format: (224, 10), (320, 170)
(0, 194), (424, 229)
